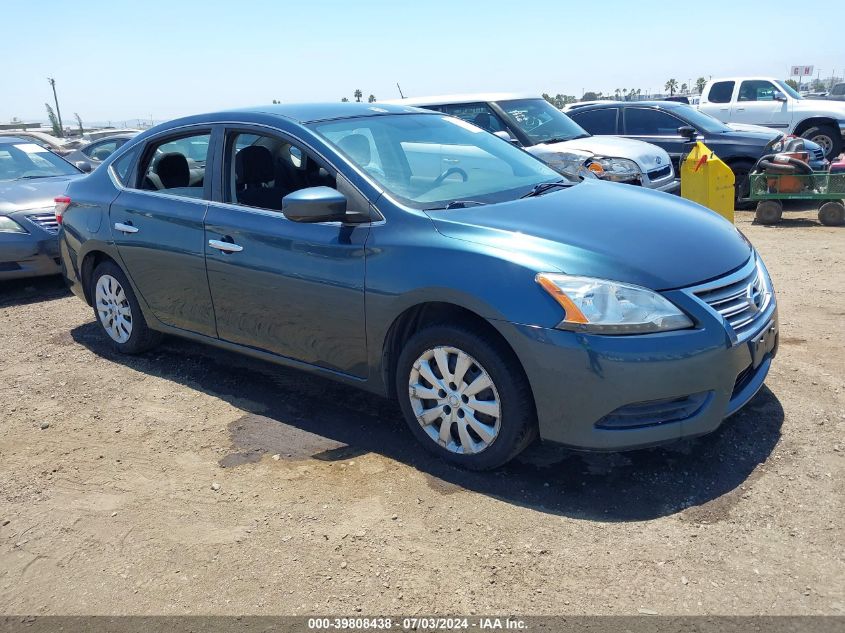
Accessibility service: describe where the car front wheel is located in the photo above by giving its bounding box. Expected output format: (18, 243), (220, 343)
(92, 261), (161, 354)
(396, 324), (537, 470)
(801, 124), (843, 160)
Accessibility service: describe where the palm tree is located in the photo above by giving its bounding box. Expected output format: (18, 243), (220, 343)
(680, 83), (688, 95)
(615, 88), (621, 99)
(341, 97), (349, 102)
(354, 89), (363, 102)
(368, 94), (376, 103)
(665, 78), (678, 96)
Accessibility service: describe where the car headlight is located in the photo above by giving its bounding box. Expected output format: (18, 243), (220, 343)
(0, 216), (28, 234)
(536, 273), (693, 334)
(586, 157), (641, 182)
(541, 150), (593, 179)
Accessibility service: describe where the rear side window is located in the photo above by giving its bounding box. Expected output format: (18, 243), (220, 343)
(570, 108), (618, 134)
(111, 146), (139, 185)
(708, 81), (735, 103)
(624, 108), (685, 136)
(137, 132), (211, 199)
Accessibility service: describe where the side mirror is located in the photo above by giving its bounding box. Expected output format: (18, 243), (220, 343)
(493, 130), (520, 145)
(678, 126), (698, 139)
(774, 92), (787, 102)
(75, 160), (93, 173)
(282, 186), (347, 223)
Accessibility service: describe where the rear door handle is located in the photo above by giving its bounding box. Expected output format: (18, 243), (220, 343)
(737, 107), (745, 111)
(208, 239), (243, 253)
(114, 222), (139, 234)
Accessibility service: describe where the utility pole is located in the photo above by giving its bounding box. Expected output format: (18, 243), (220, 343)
(47, 77), (64, 137)
(396, 82), (405, 99)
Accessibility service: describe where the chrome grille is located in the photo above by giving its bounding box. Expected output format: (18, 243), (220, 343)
(647, 165), (672, 181)
(812, 147), (825, 161)
(694, 261), (770, 339)
(26, 211), (59, 234)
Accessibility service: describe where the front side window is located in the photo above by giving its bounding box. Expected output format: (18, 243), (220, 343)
(708, 81), (735, 104)
(570, 108), (618, 135)
(311, 113), (564, 209)
(495, 98), (589, 145)
(438, 103), (508, 134)
(0, 142), (78, 181)
(624, 108), (685, 136)
(224, 132), (336, 212)
(739, 80), (781, 102)
(138, 132), (210, 198)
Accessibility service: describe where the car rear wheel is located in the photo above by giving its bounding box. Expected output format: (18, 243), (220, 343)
(92, 261), (161, 354)
(396, 324), (537, 470)
(801, 125), (842, 160)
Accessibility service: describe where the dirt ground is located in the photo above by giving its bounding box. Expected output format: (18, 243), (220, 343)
(0, 204), (842, 617)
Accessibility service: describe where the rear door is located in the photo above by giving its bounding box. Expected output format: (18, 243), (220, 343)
(699, 80), (735, 122)
(108, 127), (218, 336)
(203, 126), (370, 378)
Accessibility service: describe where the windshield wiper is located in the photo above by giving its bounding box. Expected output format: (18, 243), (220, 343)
(520, 180), (573, 198)
(424, 200), (487, 210)
(540, 136), (576, 144)
(15, 175), (55, 180)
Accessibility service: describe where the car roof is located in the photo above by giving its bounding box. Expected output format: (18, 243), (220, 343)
(0, 136), (30, 145)
(571, 100), (686, 111)
(241, 102), (430, 123)
(381, 93), (536, 107)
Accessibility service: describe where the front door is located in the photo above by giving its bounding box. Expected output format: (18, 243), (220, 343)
(109, 128), (217, 336)
(731, 80), (792, 129)
(622, 107), (689, 172)
(203, 128), (370, 378)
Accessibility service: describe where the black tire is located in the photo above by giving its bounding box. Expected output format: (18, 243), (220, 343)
(818, 201), (845, 226)
(801, 125), (843, 160)
(730, 160), (755, 210)
(91, 261), (161, 354)
(395, 324), (537, 470)
(754, 200), (783, 225)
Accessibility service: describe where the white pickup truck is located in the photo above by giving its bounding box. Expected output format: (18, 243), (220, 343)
(699, 77), (845, 159)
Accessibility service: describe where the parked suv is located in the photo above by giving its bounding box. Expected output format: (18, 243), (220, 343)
(385, 94), (679, 193)
(59, 103), (777, 470)
(698, 77), (845, 158)
(565, 100), (828, 203)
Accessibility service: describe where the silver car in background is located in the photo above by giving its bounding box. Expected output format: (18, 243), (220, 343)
(0, 137), (84, 280)
(386, 94), (679, 192)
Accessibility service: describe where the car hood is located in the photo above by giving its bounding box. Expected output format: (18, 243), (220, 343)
(794, 99), (845, 115)
(0, 175), (81, 214)
(428, 180), (751, 291)
(529, 135), (672, 172)
(726, 122), (782, 138)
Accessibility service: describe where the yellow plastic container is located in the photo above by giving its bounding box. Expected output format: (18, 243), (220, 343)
(680, 141), (735, 223)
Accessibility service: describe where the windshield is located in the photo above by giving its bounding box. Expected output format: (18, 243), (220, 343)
(310, 113), (566, 209)
(0, 142), (79, 181)
(670, 104), (733, 133)
(495, 98), (589, 145)
(775, 80), (802, 100)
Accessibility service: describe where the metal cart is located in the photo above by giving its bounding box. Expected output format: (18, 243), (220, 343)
(749, 172), (845, 226)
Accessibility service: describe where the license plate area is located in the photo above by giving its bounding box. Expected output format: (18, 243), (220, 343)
(749, 319), (778, 369)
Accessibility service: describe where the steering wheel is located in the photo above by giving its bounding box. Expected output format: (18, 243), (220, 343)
(423, 167), (468, 193)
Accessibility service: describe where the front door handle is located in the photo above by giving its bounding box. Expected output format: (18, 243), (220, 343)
(114, 222), (139, 234)
(208, 239), (243, 253)
(737, 107), (745, 111)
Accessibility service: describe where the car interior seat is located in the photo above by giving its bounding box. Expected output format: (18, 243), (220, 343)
(235, 145), (284, 209)
(156, 153), (190, 189)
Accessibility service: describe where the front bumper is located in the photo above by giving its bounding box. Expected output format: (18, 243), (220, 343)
(0, 231), (61, 281)
(494, 296), (777, 451)
(839, 121), (845, 140)
(651, 177), (681, 194)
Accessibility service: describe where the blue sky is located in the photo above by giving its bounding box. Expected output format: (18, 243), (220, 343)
(1, 0), (841, 125)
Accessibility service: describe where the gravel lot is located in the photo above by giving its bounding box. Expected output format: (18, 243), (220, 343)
(0, 205), (842, 616)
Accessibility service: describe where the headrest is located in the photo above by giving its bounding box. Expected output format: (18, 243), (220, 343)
(236, 145), (275, 185)
(156, 153), (190, 189)
(337, 134), (371, 166)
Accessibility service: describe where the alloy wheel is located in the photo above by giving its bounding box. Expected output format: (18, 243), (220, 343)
(408, 346), (501, 455)
(95, 274), (133, 343)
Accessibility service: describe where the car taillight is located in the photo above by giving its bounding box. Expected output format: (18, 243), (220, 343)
(54, 196), (71, 224)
